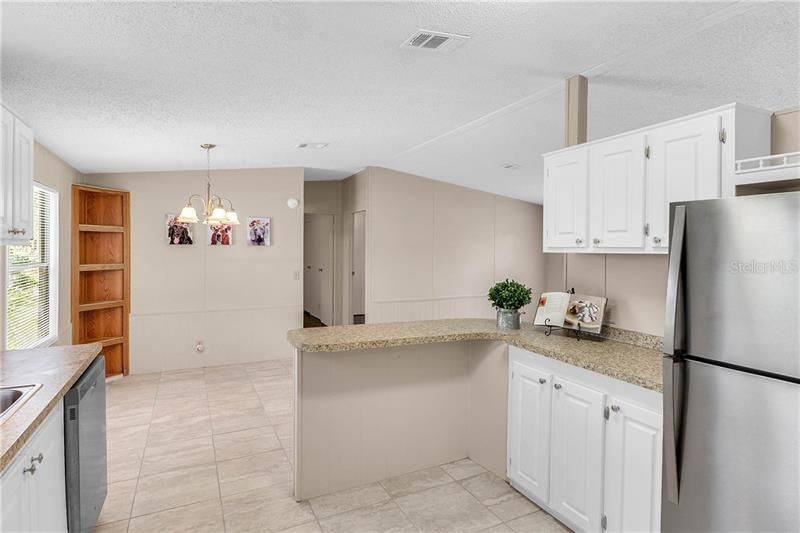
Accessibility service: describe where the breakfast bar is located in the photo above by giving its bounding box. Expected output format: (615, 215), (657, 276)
(286, 319), (662, 501)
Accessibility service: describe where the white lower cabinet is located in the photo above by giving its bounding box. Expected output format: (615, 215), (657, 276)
(549, 377), (606, 532)
(508, 359), (552, 502)
(603, 398), (662, 533)
(0, 402), (68, 533)
(508, 346), (662, 533)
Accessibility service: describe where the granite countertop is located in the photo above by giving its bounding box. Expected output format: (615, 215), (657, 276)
(287, 319), (663, 392)
(0, 343), (102, 471)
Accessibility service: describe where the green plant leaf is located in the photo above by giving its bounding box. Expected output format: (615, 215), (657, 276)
(487, 279), (532, 310)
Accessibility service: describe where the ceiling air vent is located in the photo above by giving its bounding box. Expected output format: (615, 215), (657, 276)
(402, 30), (470, 52)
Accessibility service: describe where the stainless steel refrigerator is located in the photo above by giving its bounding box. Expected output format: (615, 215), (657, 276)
(661, 191), (800, 532)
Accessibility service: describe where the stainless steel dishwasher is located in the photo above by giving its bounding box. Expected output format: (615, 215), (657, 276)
(64, 356), (107, 532)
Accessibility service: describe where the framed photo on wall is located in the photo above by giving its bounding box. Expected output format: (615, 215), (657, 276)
(247, 216), (271, 246)
(208, 223), (233, 245)
(166, 213), (193, 245)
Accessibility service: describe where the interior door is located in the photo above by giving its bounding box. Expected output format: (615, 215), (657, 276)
(351, 210), (366, 319)
(549, 376), (606, 532)
(316, 214), (334, 326)
(647, 115), (721, 250)
(603, 398), (662, 533)
(588, 134), (646, 249)
(661, 359), (799, 532)
(303, 214), (315, 315)
(508, 359), (552, 503)
(544, 149), (588, 249)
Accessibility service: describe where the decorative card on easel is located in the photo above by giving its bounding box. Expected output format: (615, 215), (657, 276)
(533, 292), (571, 326)
(563, 294), (607, 333)
(534, 291), (607, 333)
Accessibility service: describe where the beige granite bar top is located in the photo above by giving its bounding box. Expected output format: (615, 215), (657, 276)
(0, 343), (102, 471)
(287, 319), (662, 392)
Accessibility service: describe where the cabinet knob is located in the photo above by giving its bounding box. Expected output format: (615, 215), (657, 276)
(553, 383), (562, 390)
(23, 464), (36, 475)
(575, 238), (583, 245)
(593, 238), (601, 245)
(653, 236), (662, 245)
(538, 378), (546, 384)
(611, 405), (621, 412)
(318, 268), (323, 272)
(31, 453), (43, 464)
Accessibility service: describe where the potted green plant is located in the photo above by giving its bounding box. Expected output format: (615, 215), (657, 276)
(488, 279), (532, 330)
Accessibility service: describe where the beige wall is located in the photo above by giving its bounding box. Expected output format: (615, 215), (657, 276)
(542, 253), (668, 337)
(363, 166), (545, 323)
(84, 168), (304, 373)
(772, 107), (800, 155)
(339, 169), (369, 325)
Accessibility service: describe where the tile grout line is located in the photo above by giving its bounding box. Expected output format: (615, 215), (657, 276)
(206, 370), (228, 533)
(122, 372), (159, 531)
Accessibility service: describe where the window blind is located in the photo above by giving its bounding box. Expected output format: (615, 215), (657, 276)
(6, 185), (57, 350)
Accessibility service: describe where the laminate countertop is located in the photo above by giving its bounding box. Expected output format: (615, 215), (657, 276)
(287, 319), (663, 392)
(0, 343), (102, 471)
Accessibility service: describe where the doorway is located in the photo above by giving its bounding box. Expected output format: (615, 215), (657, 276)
(303, 213), (334, 327)
(351, 210), (366, 325)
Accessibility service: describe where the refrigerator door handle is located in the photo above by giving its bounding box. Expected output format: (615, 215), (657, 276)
(664, 204), (686, 356)
(663, 356), (684, 505)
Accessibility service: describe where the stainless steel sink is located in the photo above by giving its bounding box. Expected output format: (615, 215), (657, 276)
(0, 384), (42, 421)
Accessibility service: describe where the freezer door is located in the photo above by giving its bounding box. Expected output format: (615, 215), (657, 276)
(661, 358), (800, 532)
(676, 192), (800, 378)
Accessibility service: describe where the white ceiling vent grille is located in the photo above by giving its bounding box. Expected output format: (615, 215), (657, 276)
(402, 30), (470, 52)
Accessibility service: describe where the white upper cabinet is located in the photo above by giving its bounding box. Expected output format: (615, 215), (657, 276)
(508, 359), (552, 503)
(645, 114), (721, 251)
(549, 376), (606, 532)
(589, 134), (646, 249)
(544, 148), (588, 249)
(603, 398), (663, 533)
(542, 103), (771, 254)
(1, 105), (35, 245)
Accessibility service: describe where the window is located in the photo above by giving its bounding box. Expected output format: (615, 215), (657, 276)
(6, 184), (58, 350)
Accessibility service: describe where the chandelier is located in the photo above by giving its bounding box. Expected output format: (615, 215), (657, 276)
(176, 144), (240, 226)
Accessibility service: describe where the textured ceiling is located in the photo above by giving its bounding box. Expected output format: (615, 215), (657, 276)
(2, 2), (798, 203)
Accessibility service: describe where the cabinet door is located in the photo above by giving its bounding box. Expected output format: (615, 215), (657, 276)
(549, 376), (606, 532)
(588, 134), (646, 249)
(0, 453), (32, 533)
(0, 108), (13, 239)
(603, 398), (662, 533)
(544, 149), (588, 249)
(508, 359), (552, 503)
(646, 115), (721, 250)
(11, 116), (34, 239)
(28, 403), (68, 532)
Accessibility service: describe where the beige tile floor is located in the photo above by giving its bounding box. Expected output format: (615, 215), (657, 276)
(95, 358), (570, 533)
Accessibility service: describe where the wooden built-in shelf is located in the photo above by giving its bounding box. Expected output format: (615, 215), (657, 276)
(78, 263), (125, 272)
(78, 300), (124, 312)
(78, 224), (125, 233)
(85, 336), (125, 348)
(72, 184), (130, 377)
